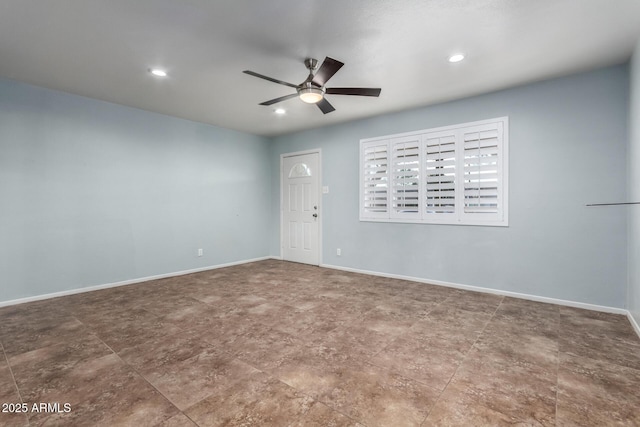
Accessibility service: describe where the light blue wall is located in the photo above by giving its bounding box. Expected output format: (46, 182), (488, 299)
(0, 79), (271, 303)
(629, 41), (640, 325)
(270, 65), (629, 308)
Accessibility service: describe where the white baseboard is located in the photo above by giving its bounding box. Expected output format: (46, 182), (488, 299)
(319, 263), (629, 315)
(628, 312), (640, 338)
(0, 256), (275, 308)
(3, 257), (638, 340)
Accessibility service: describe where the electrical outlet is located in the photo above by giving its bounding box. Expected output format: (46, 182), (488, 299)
(337, 248), (341, 256)
(197, 248), (203, 257)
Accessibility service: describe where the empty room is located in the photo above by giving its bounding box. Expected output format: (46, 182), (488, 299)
(1, 1), (640, 426)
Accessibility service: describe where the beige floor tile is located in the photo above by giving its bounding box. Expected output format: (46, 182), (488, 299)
(0, 354), (29, 427)
(23, 353), (178, 425)
(184, 371), (314, 427)
(446, 347), (557, 425)
(1, 260), (639, 426)
(556, 353), (640, 426)
(288, 401), (364, 426)
(424, 383), (530, 427)
(316, 359), (439, 427)
(161, 413), (199, 427)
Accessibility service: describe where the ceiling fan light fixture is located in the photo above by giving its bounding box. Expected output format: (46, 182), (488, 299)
(244, 56), (380, 114)
(298, 87), (324, 104)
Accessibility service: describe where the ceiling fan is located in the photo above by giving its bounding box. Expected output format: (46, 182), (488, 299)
(243, 57), (381, 114)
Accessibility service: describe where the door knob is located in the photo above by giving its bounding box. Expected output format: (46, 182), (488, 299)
(313, 213), (318, 218)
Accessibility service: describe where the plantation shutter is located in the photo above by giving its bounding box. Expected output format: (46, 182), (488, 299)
(361, 140), (390, 218)
(390, 136), (421, 219)
(360, 117), (507, 226)
(424, 130), (457, 218)
(461, 122), (503, 221)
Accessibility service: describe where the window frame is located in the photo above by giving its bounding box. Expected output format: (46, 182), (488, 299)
(359, 117), (509, 227)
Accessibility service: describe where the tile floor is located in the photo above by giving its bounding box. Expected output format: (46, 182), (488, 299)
(1, 259), (639, 426)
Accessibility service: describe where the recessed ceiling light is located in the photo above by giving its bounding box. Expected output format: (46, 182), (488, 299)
(274, 108), (286, 115)
(150, 68), (167, 77)
(448, 54), (465, 63)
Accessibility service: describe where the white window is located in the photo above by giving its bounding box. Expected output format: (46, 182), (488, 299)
(360, 117), (508, 226)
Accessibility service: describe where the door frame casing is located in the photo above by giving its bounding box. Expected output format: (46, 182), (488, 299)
(280, 148), (322, 265)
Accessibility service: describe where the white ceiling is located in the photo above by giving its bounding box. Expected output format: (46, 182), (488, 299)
(1, 1), (640, 137)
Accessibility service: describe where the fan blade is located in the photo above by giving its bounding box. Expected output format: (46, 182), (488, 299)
(259, 93), (299, 106)
(243, 70), (298, 89)
(311, 57), (344, 87)
(316, 98), (336, 114)
(325, 87), (381, 97)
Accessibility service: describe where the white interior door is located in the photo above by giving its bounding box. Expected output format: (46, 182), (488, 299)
(282, 152), (320, 265)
